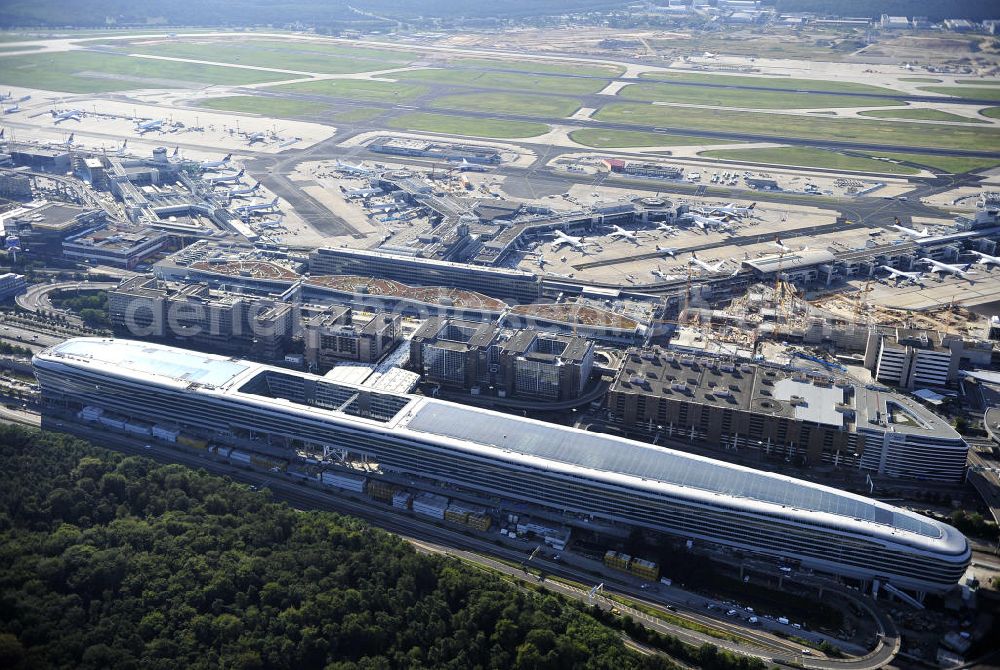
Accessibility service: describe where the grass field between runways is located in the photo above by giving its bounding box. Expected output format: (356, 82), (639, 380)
(593, 102), (1000, 152)
(198, 96), (328, 118)
(388, 112), (549, 139)
(0, 51), (289, 93)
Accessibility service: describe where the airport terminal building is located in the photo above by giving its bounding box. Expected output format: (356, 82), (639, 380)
(34, 338), (971, 597)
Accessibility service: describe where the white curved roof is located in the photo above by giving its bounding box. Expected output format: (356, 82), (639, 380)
(37, 338), (967, 557)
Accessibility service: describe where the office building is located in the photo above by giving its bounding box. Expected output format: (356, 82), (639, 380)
(2, 204), (105, 256)
(409, 318), (595, 401)
(409, 317), (501, 390)
(303, 305), (401, 371)
(603, 158), (684, 180)
(8, 146), (71, 173)
(0, 169), (32, 199)
(34, 338), (971, 597)
(609, 348), (969, 482)
(864, 328), (992, 389)
(62, 225), (170, 269)
(500, 330), (594, 401)
(108, 276), (294, 360)
(0, 272), (27, 300)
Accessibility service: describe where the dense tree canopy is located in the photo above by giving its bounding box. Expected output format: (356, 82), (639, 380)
(0, 425), (669, 670)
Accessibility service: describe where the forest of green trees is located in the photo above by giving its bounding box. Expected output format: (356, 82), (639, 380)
(0, 425), (711, 669)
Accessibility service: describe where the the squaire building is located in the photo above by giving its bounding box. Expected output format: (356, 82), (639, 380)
(34, 338), (970, 596)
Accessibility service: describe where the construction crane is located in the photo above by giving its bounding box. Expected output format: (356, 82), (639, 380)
(854, 280), (872, 323)
(773, 235), (787, 326)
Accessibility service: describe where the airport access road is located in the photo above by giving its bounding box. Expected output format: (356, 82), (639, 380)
(967, 449), (1000, 527)
(15, 280), (117, 320)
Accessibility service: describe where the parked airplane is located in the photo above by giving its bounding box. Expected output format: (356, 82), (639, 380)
(452, 158), (492, 173)
(655, 245), (677, 257)
(880, 266), (925, 287)
(695, 202), (757, 219)
(970, 250), (1000, 269)
(771, 237), (807, 253)
(0, 92), (11, 101)
(58, 133), (76, 148)
(243, 131), (267, 145)
(50, 109), (83, 124)
(608, 225), (643, 244)
(134, 118), (165, 134)
(235, 197), (280, 216)
(257, 215), (284, 229)
(689, 252), (725, 273)
(335, 160), (378, 178)
(920, 258), (975, 281)
(2, 104), (18, 115)
(650, 266), (680, 280)
(550, 230), (593, 252)
(200, 153), (232, 170)
(205, 168), (245, 184)
(892, 223), (930, 239)
(228, 182), (261, 198)
(656, 223), (678, 234)
(682, 213), (727, 231)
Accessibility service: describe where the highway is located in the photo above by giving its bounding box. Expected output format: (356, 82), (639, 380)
(967, 447), (1000, 527)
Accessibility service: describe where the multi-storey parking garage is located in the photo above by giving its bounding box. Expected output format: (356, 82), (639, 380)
(34, 338), (971, 596)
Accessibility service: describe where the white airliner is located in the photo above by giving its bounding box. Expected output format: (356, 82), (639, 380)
(200, 153), (232, 170)
(57, 133), (76, 148)
(257, 215), (284, 229)
(243, 131), (267, 145)
(893, 224), (930, 239)
(920, 258), (975, 281)
(205, 168), (245, 184)
(0, 92), (11, 101)
(228, 182), (261, 198)
(2, 103), (20, 114)
(452, 158), (491, 173)
(696, 202), (757, 219)
(971, 250), (1000, 269)
(134, 118), (165, 134)
(335, 161), (378, 178)
(689, 253), (725, 273)
(682, 213), (727, 231)
(655, 245), (677, 257)
(772, 237), (807, 253)
(656, 223), (678, 234)
(235, 197), (280, 216)
(550, 230), (593, 252)
(880, 266), (925, 287)
(50, 109), (83, 124)
(608, 225), (643, 244)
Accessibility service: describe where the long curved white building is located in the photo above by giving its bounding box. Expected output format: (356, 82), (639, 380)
(33, 338), (971, 595)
